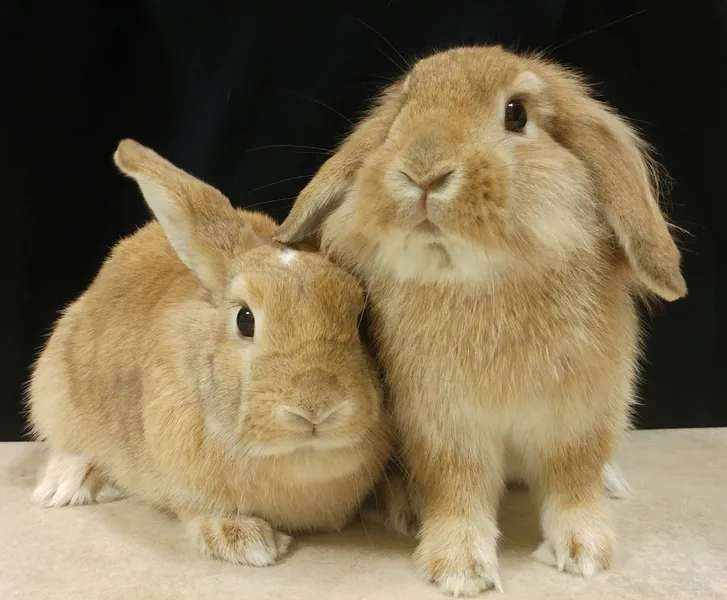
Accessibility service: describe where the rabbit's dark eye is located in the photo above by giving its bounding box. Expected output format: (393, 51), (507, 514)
(505, 99), (527, 133)
(236, 306), (255, 338)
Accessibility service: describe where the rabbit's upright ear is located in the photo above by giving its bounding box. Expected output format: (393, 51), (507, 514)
(549, 74), (687, 301)
(114, 139), (254, 296)
(274, 81), (406, 245)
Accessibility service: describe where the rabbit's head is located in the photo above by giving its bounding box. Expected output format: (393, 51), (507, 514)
(115, 140), (386, 459)
(275, 46), (686, 300)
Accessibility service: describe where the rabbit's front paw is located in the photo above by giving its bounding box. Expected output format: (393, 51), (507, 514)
(414, 524), (502, 596)
(188, 515), (291, 567)
(534, 505), (613, 578)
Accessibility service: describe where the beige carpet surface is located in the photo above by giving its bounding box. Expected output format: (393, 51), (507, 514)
(1, 429), (726, 600)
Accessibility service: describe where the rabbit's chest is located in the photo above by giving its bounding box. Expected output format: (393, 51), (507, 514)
(372, 282), (615, 413)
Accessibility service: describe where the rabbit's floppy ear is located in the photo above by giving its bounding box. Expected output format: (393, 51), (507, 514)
(274, 81), (406, 245)
(114, 139), (254, 296)
(548, 74), (687, 301)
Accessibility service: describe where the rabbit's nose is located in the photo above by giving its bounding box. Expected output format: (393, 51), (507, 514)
(399, 168), (456, 212)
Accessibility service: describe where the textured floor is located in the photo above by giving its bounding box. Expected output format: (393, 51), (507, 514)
(2, 429), (726, 599)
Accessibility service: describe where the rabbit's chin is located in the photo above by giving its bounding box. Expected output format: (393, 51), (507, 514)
(370, 227), (515, 284)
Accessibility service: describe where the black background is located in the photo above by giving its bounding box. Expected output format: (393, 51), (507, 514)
(1, 1), (723, 441)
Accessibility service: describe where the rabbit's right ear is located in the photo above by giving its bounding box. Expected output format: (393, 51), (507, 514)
(273, 156), (353, 245)
(114, 139), (254, 296)
(274, 81), (406, 245)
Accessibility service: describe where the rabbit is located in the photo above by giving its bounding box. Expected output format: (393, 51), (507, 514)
(273, 45), (686, 595)
(26, 139), (391, 567)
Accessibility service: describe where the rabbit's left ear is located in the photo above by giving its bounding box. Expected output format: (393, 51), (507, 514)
(114, 139), (258, 296)
(549, 73), (687, 301)
(275, 80), (406, 245)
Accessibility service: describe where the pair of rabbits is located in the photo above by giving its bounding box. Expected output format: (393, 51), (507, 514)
(28, 45), (685, 596)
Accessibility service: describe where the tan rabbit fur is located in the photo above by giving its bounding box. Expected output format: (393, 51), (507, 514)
(274, 46), (686, 595)
(27, 140), (391, 567)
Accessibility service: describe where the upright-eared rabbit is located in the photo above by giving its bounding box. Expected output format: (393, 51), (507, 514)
(274, 46), (686, 594)
(27, 140), (390, 566)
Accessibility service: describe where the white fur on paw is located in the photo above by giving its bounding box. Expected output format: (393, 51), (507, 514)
(533, 539), (558, 567)
(237, 529), (291, 567)
(415, 530), (503, 596)
(435, 564), (503, 598)
(32, 453), (98, 508)
(190, 516), (291, 567)
(535, 507), (614, 578)
(602, 463), (633, 499)
(534, 538), (602, 578)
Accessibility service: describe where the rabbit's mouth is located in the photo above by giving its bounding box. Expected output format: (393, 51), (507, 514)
(245, 433), (366, 458)
(370, 222), (517, 284)
(413, 218), (440, 236)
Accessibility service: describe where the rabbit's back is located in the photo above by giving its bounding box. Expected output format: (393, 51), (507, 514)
(27, 222), (198, 482)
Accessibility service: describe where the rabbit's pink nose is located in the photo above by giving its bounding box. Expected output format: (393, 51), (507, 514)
(399, 168), (456, 212)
